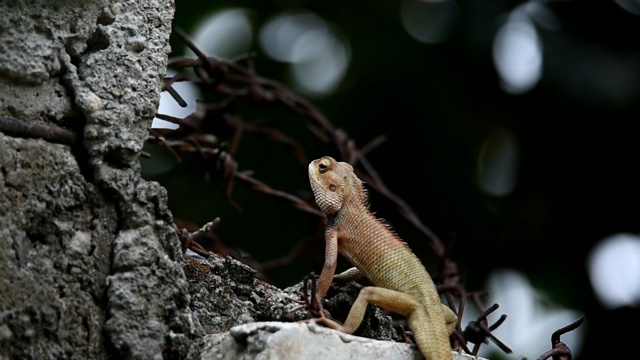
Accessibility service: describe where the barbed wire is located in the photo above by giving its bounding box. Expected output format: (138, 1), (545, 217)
(149, 28), (583, 357)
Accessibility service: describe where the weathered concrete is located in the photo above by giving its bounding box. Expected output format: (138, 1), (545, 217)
(0, 1), (196, 359)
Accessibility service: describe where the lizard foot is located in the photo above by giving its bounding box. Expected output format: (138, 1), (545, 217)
(288, 272), (332, 319)
(397, 324), (415, 344)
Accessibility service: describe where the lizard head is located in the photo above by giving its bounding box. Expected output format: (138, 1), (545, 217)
(308, 156), (366, 215)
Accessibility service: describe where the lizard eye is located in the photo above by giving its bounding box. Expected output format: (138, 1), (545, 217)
(318, 162), (328, 173)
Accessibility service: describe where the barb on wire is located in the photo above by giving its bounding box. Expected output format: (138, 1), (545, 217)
(536, 316), (584, 360)
(175, 218), (220, 257)
(462, 302), (512, 355)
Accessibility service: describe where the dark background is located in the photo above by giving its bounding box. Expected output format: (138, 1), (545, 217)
(143, 1), (640, 359)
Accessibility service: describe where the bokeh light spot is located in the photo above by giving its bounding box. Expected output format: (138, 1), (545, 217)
(493, 6), (542, 94)
(400, 0), (460, 44)
(259, 10), (350, 96)
(188, 8), (253, 59)
(588, 233), (640, 308)
(615, 0), (640, 16)
(260, 11), (325, 63)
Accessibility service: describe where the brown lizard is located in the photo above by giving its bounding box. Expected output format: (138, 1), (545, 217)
(307, 155), (457, 359)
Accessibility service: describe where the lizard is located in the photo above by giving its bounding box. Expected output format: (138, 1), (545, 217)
(307, 155), (457, 359)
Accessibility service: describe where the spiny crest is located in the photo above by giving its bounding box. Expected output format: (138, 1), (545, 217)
(344, 166), (369, 208)
(373, 213), (409, 248)
(360, 181), (370, 208)
(341, 163), (406, 248)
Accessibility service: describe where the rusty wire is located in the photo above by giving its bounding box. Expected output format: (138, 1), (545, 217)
(157, 27), (445, 254)
(0, 116), (78, 145)
(149, 27), (516, 356)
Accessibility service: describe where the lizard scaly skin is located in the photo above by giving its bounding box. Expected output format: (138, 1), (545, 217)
(308, 156), (457, 360)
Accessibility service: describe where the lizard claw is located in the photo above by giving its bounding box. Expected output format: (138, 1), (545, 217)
(302, 272), (324, 317)
(287, 272), (330, 319)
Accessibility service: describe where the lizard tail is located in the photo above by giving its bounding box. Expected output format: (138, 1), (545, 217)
(408, 308), (453, 360)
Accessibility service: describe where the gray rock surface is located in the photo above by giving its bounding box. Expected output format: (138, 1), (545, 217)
(0, 134), (110, 359)
(188, 321), (485, 360)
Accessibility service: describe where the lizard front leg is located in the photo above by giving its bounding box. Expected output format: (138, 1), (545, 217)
(316, 231), (365, 291)
(315, 228), (339, 301)
(300, 228), (338, 318)
(302, 232), (364, 319)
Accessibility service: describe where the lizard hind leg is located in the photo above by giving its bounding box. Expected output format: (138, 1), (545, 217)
(442, 305), (458, 335)
(315, 286), (419, 334)
(316, 286), (454, 359)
